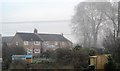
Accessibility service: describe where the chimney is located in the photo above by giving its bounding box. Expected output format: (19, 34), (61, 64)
(34, 28), (38, 34)
(61, 33), (63, 36)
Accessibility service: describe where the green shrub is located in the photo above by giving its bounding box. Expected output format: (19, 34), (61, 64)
(104, 56), (117, 71)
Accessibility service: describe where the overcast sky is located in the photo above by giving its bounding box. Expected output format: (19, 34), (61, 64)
(0, 0), (87, 43)
(1, 0), (86, 22)
(0, 0), (118, 43)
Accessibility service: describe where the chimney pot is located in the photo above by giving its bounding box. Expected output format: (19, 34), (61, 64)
(34, 28), (38, 34)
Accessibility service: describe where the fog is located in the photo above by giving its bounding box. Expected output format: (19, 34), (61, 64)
(2, 21), (76, 43)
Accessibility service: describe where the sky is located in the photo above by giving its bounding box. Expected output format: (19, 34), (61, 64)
(0, 0), (87, 43)
(0, 0), (118, 43)
(1, 0), (86, 22)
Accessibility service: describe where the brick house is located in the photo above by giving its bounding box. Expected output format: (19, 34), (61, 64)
(38, 34), (72, 52)
(11, 32), (42, 56)
(11, 29), (73, 56)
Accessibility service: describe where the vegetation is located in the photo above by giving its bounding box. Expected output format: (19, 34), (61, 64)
(2, 41), (109, 70)
(104, 56), (117, 71)
(55, 48), (73, 66)
(2, 43), (114, 71)
(2, 1), (120, 70)
(103, 33), (120, 69)
(2, 43), (26, 70)
(71, 1), (120, 70)
(2, 43), (12, 69)
(9, 61), (28, 69)
(71, 1), (118, 48)
(12, 46), (26, 55)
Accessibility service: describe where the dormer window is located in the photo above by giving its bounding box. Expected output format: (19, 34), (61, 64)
(34, 41), (40, 45)
(24, 41), (28, 45)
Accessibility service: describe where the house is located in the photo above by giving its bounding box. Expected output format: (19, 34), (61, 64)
(38, 33), (72, 52)
(11, 29), (73, 56)
(11, 32), (43, 56)
(2, 36), (13, 46)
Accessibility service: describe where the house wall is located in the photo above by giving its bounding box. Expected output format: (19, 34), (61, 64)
(23, 41), (42, 56)
(10, 33), (73, 57)
(11, 34), (24, 47)
(11, 34), (42, 56)
(42, 41), (58, 52)
(42, 41), (72, 52)
(11, 34), (41, 56)
(23, 41), (41, 49)
(59, 41), (72, 48)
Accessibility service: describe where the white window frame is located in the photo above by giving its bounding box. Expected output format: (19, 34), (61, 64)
(62, 42), (65, 45)
(34, 49), (40, 53)
(44, 42), (49, 45)
(55, 41), (58, 45)
(27, 48), (33, 55)
(34, 41), (40, 45)
(16, 42), (18, 45)
(24, 41), (29, 45)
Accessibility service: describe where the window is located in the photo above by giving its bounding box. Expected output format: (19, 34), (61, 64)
(16, 42), (18, 45)
(44, 42), (49, 46)
(34, 41), (40, 45)
(24, 41), (28, 45)
(55, 42), (58, 45)
(48, 45), (55, 48)
(62, 42), (65, 45)
(34, 49), (40, 53)
(27, 48), (33, 55)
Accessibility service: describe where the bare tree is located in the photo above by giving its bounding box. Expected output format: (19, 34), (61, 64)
(71, 2), (108, 48)
(103, 2), (120, 65)
(102, 2), (118, 39)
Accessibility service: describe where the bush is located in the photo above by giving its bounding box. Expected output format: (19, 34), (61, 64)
(104, 56), (117, 71)
(55, 48), (73, 65)
(12, 46), (26, 55)
(9, 61), (28, 69)
(72, 48), (89, 68)
(41, 50), (55, 59)
(2, 43), (12, 69)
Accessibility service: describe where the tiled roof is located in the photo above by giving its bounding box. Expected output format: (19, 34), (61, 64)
(16, 32), (42, 41)
(2, 36), (13, 43)
(38, 34), (69, 41)
(16, 32), (72, 42)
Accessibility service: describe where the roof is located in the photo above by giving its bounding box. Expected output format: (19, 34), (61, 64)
(16, 32), (72, 42)
(38, 34), (70, 41)
(16, 32), (42, 41)
(2, 36), (13, 43)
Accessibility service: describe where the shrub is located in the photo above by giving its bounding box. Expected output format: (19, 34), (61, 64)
(104, 56), (116, 71)
(55, 48), (73, 65)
